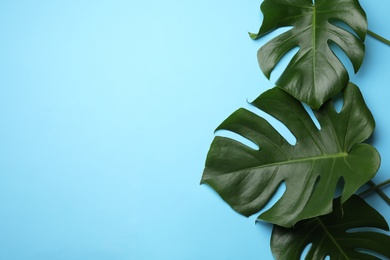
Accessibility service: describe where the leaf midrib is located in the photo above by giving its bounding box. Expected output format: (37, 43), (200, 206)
(315, 218), (350, 259)
(312, 4), (317, 87)
(219, 152), (348, 176)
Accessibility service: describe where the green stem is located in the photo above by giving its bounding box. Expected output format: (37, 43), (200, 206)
(358, 180), (390, 206)
(368, 30), (390, 46)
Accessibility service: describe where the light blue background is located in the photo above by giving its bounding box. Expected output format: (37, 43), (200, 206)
(0, 0), (389, 259)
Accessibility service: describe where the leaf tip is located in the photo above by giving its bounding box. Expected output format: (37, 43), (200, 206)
(248, 32), (259, 40)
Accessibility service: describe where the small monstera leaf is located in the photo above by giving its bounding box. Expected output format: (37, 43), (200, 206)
(271, 195), (390, 259)
(200, 83), (380, 227)
(250, 0), (367, 109)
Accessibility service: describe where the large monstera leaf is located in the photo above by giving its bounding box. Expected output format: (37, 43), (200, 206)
(200, 83), (380, 227)
(271, 195), (390, 259)
(250, 0), (367, 109)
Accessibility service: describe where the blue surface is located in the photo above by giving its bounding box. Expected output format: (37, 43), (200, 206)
(0, 0), (389, 259)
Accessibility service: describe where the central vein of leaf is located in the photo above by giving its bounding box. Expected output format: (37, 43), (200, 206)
(273, 153), (348, 167)
(241, 153), (349, 172)
(316, 218), (349, 259)
(312, 4), (317, 82)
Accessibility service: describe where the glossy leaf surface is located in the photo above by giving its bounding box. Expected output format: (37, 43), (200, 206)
(271, 195), (390, 259)
(201, 83), (380, 227)
(250, 0), (367, 109)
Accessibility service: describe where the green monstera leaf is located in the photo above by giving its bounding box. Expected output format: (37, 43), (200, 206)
(250, 0), (367, 109)
(200, 83), (380, 227)
(271, 195), (390, 259)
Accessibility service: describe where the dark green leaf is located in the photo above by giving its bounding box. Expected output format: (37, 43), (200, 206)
(271, 195), (390, 260)
(250, 0), (367, 109)
(200, 83), (380, 227)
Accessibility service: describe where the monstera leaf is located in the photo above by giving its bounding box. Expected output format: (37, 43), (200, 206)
(250, 0), (367, 109)
(200, 83), (380, 227)
(271, 195), (390, 259)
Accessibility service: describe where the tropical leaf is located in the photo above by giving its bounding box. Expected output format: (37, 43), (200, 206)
(250, 0), (367, 109)
(271, 195), (390, 260)
(200, 83), (380, 227)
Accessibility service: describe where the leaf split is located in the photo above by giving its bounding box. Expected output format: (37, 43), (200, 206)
(201, 83), (380, 227)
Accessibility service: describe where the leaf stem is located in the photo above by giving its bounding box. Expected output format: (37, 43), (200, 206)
(358, 180), (390, 206)
(367, 30), (390, 46)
